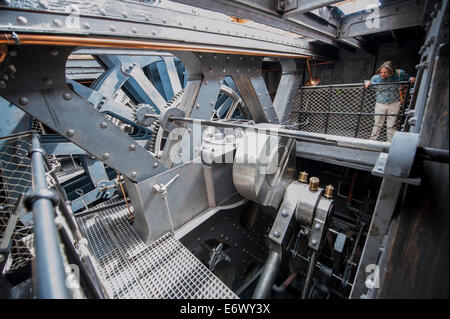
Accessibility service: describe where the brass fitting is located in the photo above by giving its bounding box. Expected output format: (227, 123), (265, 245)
(298, 171), (308, 183)
(309, 177), (320, 191)
(324, 184), (334, 199)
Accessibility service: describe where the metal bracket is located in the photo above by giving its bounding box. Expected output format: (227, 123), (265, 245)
(208, 242), (231, 272)
(71, 180), (117, 213)
(268, 181), (304, 254)
(372, 132), (421, 186)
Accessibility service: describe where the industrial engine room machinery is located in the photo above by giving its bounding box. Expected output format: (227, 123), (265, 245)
(0, 0), (448, 300)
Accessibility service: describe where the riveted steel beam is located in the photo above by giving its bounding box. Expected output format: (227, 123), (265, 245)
(0, 0), (329, 58)
(338, 0), (426, 39)
(0, 45), (167, 182)
(170, 0), (368, 51)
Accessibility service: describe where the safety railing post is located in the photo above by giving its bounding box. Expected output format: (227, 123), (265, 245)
(354, 84), (367, 138)
(324, 84), (333, 134)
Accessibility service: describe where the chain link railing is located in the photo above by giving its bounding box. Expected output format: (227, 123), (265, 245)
(0, 132), (34, 272)
(290, 82), (413, 141)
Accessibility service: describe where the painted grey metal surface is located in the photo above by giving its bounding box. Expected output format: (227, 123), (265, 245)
(0, 0), (325, 58)
(125, 159), (237, 244)
(349, 132), (421, 298)
(170, 0), (365, 50)
(411, 0), (449, 134)
(338, 0), (425, 39)
(28, 134), (71, 299)
(349, 178), (403, 299)
(273, 58), (303, 124)
(0, 46), (167, 182)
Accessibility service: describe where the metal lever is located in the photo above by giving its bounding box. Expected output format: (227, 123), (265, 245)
(75, 189), (88, 211)
(153, 173), (180, 233)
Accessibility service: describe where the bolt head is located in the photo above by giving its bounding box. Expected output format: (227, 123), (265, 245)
(281, 209), (289, 217)
(49, 48), (59, 56)
(273, 231), (281, 238)
(130, 171), (137, 178)
(18, 96), (29, 105)
(152, 162), (159, 168)
(315, 223), (321, 230)
(312, 239), (317, 245)
(17, 16), (27, 25)
(100, 121), (108, 129)
(53, 19), (63, 27)
(63, 92), (72, 100)
(102, 152), (110, 160)
(44, 77), (53, 85)
(66, 129), (75, 137)
(129, 144), (136, 151)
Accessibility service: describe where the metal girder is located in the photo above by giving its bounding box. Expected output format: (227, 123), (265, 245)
(169, 0), (337, 46)
(338, 0), (426, 39)
(273, 58), (304, 124)
(0, 45), (167, 182)
(411, 0), (449, 134)
(350, 132), (421, 298)
(278, 0), (342, 14)
(170, 0), (368, 51)
(160, 52), (280, 168)
(0, 0), (325, 58)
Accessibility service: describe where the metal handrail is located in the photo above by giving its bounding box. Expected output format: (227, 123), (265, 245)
(27, 132), (71, 299)
(300, 81), (412, 89)
(294, 81), (414, 138)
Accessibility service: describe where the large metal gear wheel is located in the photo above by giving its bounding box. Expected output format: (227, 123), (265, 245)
(132, 104), (157, 127)
(148, 85), (251, 158)
(146, 89), (185, 156)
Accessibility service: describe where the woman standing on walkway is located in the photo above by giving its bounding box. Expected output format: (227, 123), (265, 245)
(364, 61), (415, 141)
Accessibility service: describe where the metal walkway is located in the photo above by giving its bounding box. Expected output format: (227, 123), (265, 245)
(77, 200), (237, 299)
(296, 141), (380, 171)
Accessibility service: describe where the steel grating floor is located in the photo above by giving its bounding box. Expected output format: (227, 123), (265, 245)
(296, 141), (380, 171)
(77, 199), (238, 299)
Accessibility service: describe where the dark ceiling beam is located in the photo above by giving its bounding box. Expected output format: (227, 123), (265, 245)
(338, 0), (426, 39)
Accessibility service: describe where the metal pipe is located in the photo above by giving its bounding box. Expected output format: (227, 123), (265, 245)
(150, 114), (392, 153)
(252, 250), (281, 299)
(0, 33), (310, 59)
(301, 81), (411, 89)
(292, 251), (353, 286)
(301, 250), (318, 299)
(416, 147), (449, 163)
(29, 133), (71, 299)
(272, 272), (298, 293)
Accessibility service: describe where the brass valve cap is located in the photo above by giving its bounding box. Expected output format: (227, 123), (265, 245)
(309, 177), (320, 191)
(298, 171), (309, 183)
(324, 184), (334, 199)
